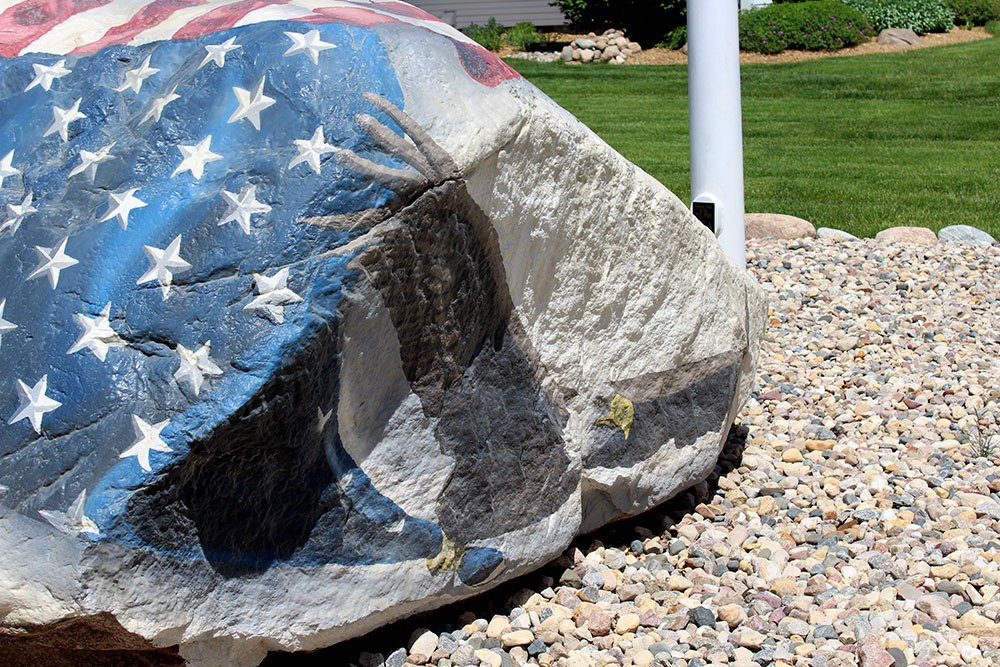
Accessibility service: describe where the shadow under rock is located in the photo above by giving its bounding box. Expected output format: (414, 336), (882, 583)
(263, 423), (749, 666)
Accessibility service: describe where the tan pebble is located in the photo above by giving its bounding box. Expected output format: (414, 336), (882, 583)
(615, 613), (641, 634)
(632, 649), (656, 667)
(781, 448), (804, 463)
(771, 577), (800, 597)
(474, 649), (503, 667)
(501, 629), (534, 647)
(485, 615), (509, 638)
(805, 439), (835, 451)
(668, 574), (693, 591)
(718, 603), (748, 629)
(739, 629), (766, 649)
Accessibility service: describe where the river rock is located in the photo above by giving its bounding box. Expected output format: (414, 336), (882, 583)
(745, 213), (817, 239)
(0, 1), (766, 665)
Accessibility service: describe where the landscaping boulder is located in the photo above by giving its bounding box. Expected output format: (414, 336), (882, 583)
(745, 213), (817, 240)
(938, 224), (996, 245)
(0, 1), (766, 664)
(875, 226), (937, 243)
(817, 227), (861, 241)
(877, 28), (921, 46)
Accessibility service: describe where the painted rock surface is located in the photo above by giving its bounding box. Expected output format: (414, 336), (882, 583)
(0, 1), (767, 663)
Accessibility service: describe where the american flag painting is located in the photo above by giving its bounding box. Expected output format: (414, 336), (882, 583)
(0, 0), (543, 585)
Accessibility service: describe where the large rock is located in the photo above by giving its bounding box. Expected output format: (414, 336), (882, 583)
(0, 1), (766, 663)
(875, 226), (937, 244)
(877, 28), (921, 47)
(745, 213), (817, 240)
(938, 224), (996, 245)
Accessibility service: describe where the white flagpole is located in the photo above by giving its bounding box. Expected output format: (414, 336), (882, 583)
(687, 0), (746, 267)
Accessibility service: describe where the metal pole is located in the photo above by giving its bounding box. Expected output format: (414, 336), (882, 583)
(687, 0), (746, 267)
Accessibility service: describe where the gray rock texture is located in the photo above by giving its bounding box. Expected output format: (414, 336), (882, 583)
(817, 227), (860, 241)
(877, 28), (921, 46)
(938, 224), (996, 245)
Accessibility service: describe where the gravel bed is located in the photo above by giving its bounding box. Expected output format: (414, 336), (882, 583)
(321, 237), (1000, 667)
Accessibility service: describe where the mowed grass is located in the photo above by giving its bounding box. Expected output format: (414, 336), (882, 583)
(508, 38), (1000, 239)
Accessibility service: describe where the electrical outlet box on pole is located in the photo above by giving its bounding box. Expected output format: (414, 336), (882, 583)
(687, 0), (746, 267)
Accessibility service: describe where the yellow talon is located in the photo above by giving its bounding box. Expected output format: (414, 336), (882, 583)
(594, 394), (635, 439)
(426, 531), (466, 575)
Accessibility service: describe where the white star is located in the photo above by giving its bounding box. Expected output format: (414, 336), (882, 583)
(69, 142), (115, 181)
(99, 188), (146, 230)
(27, 236), (78, 289)
(173, 341), (223, 396)
(316, 406), (333, 433)
(119, 415), (171, 472)
(8, 375), (61, 434)
(227, 78), (274, 131)
(141, 86), (180, 124)
(289, 127), (335, 174)
(0, 150), (19, 189)
(171, 135), (222, 180)
(0, 299), (16, 348)
(67, 302), (125, 362)
(25, 59), (71, 92)
(244, 267), (303, 324)
(219, 185), (271, 234)
(199, 37), (240, 69)
(43, 98), (86, 142)
(137, 234), (191, 300)
(39, 490), (99, 536)
(283, 29), (336, 65)
(115, 54), (158, 94)
(1, 191), (36, 235)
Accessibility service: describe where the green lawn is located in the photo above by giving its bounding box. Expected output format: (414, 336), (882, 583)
(507, 38), (1000, 239)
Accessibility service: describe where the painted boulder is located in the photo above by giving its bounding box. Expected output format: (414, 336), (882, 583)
(0, 1), (767, 664)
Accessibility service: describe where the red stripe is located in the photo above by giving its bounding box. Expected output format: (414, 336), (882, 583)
(71, 0), (201, 55)
(294, 7), (398, 27)
(172, 0), (292, 40)
(0, 0), (112, 57)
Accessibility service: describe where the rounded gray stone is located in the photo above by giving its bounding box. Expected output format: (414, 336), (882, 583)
(938, 224), (996, 245)
(817, 227), (860, 241)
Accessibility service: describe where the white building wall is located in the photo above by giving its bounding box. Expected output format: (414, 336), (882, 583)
(408, 0), (567, 28)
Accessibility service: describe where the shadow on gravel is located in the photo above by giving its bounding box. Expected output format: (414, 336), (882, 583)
(263, 423), (749, 666)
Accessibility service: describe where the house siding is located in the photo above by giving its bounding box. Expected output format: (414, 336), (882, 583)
(408, 0), (567, 28)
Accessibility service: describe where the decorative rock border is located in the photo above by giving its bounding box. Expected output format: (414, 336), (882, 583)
(560, 30), (643, 65)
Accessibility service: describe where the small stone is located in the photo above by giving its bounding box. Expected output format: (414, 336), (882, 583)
(615, 613), (641, 634)
(781, 448), (804, 463)
(717, 603), (747, 629)
(501, 630), (533, 647)
(588, 610), (612, 636)
(688, 606), (716, 627)
(738, 629), (766, 649)
(409, 630), (438, 659)
(473, 649), (503, 667)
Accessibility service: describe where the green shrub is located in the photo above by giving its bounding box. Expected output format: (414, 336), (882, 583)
(842, 0), (956, 33)
(551, 0), (685, 46)
(657, 25), (687, 49)
(987, 18), (1000, 32)
(946, 0), (1000, 25)
(504, 22), (544, 50)
(739, 1), (875, 54)
(463, 19), (543, 52)
(463, 18), (506, 51)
